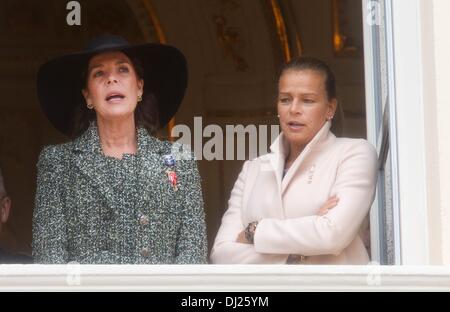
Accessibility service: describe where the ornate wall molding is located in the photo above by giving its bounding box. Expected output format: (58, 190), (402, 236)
(126, 0), (165, 43)
(211, 0), (249, 72)
(265, 0), (302, 63)
(268, 0), (291, 62)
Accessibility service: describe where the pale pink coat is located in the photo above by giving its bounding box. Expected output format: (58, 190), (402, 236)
(210, 121), (378, 264)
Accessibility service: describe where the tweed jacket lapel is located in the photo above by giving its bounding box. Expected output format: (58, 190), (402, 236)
(133, 128), (170, 216)
(71, 123), (116, 206)
(71, 122), (172, 215)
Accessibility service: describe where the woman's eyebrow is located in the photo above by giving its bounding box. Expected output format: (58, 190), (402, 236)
(279, 91), (318, 97)
(302, 92), (318, 97)
(116, 60), (130, 65)
(88, 60), (129, 72)
(88, 64), (104, 73)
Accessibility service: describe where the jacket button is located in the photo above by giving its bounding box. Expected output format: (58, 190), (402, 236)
(139, 215), (150, 226)
(141, 247), (150, 257)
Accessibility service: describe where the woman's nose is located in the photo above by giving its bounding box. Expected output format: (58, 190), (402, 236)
(289, 100), (302, 115)
(106, 73), (118, 84)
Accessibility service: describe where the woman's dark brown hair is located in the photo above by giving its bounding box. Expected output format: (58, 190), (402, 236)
(70, 52), (159, 138)
(277, 56), (337, 101)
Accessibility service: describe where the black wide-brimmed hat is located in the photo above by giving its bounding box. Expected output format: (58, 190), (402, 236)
(37, 34), (188, 135)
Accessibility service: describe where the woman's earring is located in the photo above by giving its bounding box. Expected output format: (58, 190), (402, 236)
(87, 102), (94, 110)
(137, 94), (143, 102)
(277, 115), (280, 118)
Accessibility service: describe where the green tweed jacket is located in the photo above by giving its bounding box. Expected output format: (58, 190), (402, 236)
(32, 123), (207, 264)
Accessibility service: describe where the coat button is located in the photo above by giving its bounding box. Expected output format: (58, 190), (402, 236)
(141, 247), (150, 257)
(139, 215), (150, 226)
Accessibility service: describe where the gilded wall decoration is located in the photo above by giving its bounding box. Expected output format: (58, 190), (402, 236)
(211, 0), (249, 72)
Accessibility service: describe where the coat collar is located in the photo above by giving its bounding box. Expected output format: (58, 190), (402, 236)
(267, 121), (336, 194)
(72, 121), (165, 156)
(70, 122), (168, 208)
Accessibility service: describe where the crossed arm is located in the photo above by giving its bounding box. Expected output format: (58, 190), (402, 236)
(210, 141), (377, 264)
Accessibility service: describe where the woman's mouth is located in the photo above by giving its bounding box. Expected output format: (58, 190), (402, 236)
(287, 121), (306, 131)
(105, 92), (126, 103)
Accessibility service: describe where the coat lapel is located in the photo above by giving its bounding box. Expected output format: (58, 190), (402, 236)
(266, 136), (285, 194)
(133, 128), (168, 215)
(72, 123), (116, 205)
(277, 121), (335, 195)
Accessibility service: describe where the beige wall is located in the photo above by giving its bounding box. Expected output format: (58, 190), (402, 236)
(420, 0), (442, 265)
(418, 0), (450, 265)
(430, 0), (450, 265)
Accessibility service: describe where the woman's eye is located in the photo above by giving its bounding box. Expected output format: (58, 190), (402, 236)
(280, 98), (291, 104)
(93, 71), (103, 78)
(119, 66), (129, 73)
(304, 99), (315, 104)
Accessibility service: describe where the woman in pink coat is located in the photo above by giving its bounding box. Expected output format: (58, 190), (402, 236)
(211, 57), (378, 265)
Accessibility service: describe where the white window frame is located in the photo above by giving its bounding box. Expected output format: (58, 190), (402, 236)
(363, 0), (402, 264)
(364, 0), (430, 265)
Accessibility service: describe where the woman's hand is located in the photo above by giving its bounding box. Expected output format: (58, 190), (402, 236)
(236, 230), (249, 244)
(318, 196), (339, 216)
(235, 197), (338, 244)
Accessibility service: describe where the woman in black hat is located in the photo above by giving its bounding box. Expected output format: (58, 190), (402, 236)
(33, 35), (207, 264)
